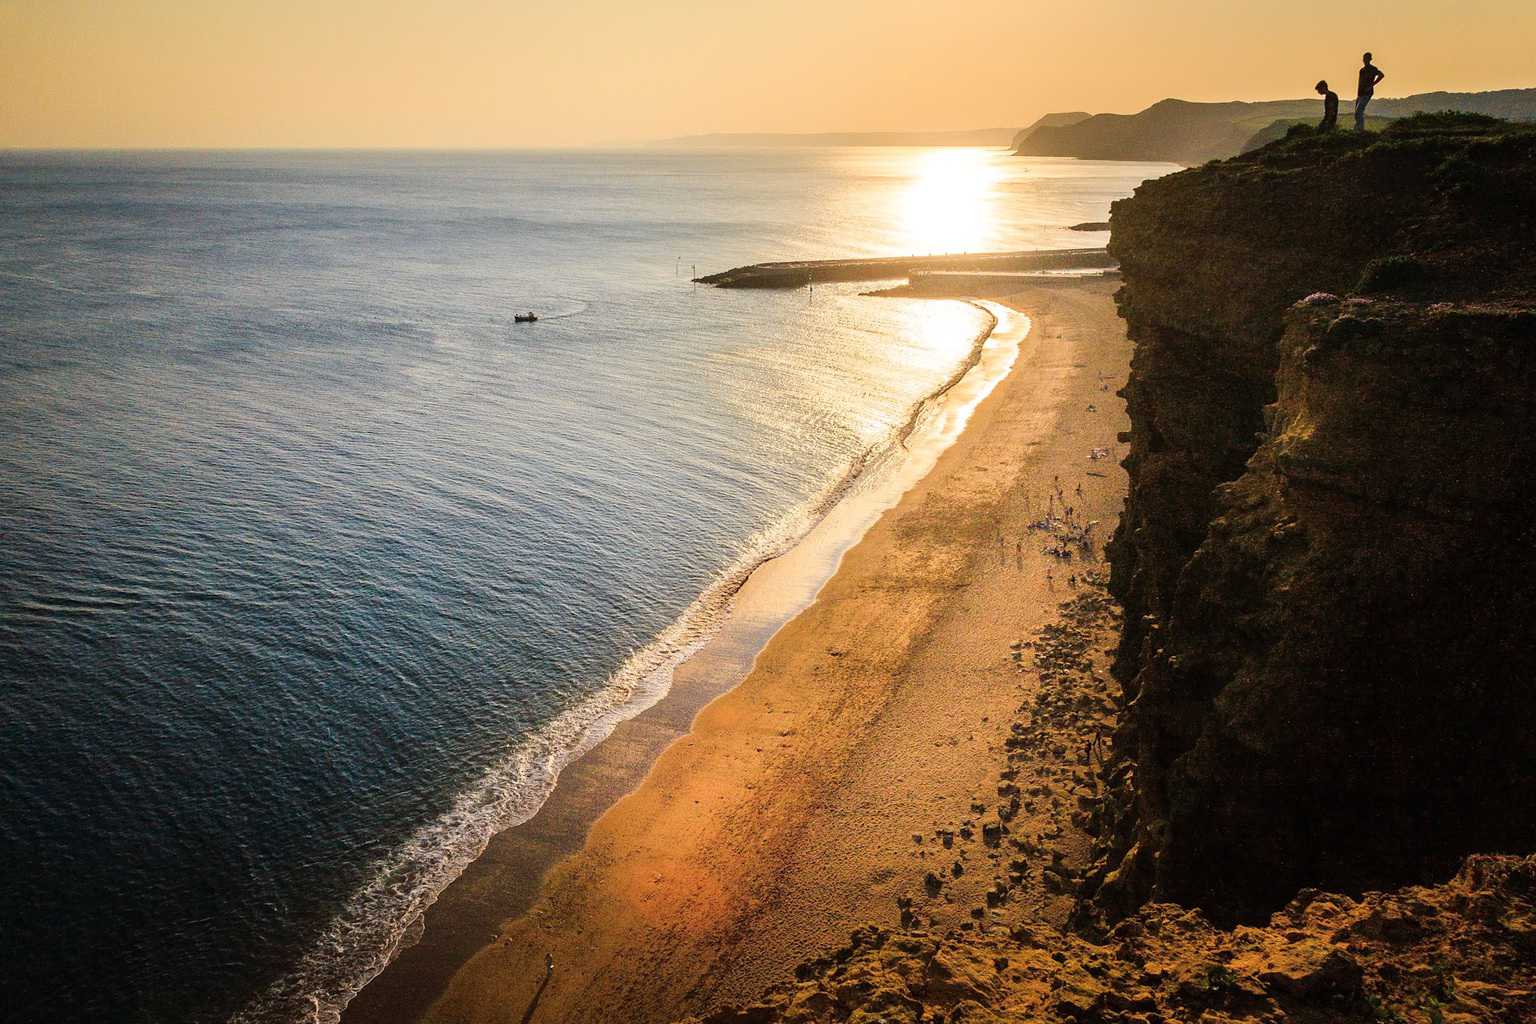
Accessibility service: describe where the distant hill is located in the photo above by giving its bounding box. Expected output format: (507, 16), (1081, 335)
(1017, 98), (1325, 164)
(659, 128), (1015, 148)
(1015, 89), (1536, 164)
(1373, 89), (1536, 121)
(1010, 112), (1092, 150)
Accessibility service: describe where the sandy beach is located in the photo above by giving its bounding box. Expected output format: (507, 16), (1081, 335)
(378, 280), (1130, 1024)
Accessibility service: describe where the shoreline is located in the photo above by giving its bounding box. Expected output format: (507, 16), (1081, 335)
(413, 278), (1131, 1024)
(337, 297), (1015, 1024)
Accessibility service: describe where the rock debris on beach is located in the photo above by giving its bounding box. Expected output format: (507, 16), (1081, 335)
(684, 854), (1536, 1024)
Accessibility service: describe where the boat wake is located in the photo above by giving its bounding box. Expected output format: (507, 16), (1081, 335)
(505, 299), (588, 324)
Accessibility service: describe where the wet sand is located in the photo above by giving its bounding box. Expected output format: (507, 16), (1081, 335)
(366, 280), (1130, 1024)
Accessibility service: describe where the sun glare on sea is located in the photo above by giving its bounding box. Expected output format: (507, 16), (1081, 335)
(898, 149), (1003, 256)
(903, 299), (988, 369)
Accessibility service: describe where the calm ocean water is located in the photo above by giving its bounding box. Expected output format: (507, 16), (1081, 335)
(0, 148), (1170, 1023)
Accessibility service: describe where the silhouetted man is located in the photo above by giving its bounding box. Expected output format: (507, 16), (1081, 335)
(1356, 53), (1385, 131)
(1316, 80), (1338, 131)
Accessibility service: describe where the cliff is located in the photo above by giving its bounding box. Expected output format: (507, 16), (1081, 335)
(1094, 113), (1536, 925)
(1016, 89), (1536, 164)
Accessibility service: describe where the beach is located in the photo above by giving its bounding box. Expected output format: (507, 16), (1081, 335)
(351, 279), (1130, 1024)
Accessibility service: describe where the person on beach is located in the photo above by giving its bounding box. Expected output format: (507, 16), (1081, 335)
(1356, 53), (1385, 131)
(1316, 80), (1339, 130)
(544, 952), (554, 978)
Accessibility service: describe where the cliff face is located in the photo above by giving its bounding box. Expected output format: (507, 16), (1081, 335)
(1095, 115), (1536, 924)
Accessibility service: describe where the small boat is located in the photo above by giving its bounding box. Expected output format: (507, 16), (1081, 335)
(514, 312), (539, 323)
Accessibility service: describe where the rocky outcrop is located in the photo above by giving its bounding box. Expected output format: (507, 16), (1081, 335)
(684, 854), (1536, 1024)
(1094, 114), (1536, 924)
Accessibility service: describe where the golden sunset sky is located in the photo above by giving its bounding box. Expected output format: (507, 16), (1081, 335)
(3, 0), (1532, 148)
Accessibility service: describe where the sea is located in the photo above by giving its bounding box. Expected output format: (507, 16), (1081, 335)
(0, 147), (1172, 1023)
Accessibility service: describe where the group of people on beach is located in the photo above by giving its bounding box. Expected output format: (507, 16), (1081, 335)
(1315, 52), (1386, 132)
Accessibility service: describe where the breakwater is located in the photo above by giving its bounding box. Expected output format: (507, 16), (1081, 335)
(694, 247), (1115, 288)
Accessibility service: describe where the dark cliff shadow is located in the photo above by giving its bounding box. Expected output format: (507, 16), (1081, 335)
(518, 973), (552, 1024)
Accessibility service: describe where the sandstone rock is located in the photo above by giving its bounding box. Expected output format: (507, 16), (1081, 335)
(1256, 947), (1362, 1000)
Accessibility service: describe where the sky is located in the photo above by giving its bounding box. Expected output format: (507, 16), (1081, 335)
(3, 0), (1534, 148)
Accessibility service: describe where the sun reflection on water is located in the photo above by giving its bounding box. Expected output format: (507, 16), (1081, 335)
(897, 148), (1004, 256)
(901, 297), (989, 369)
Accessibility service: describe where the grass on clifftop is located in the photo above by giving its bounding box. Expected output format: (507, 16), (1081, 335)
(1234, 111), (1533, 168)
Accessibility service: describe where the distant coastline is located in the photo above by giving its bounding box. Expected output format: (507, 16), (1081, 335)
(656, 127), (1015, 148)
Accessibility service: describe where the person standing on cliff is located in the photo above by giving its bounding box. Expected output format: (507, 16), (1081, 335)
(1355, 53), (1385, 131)
(1316, 80), (1339, 130)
